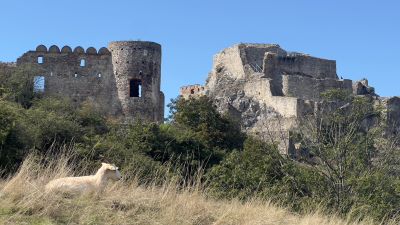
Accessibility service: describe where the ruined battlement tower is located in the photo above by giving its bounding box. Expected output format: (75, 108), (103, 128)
(109, 41), (164, 122)
(11, 40), (164, 123)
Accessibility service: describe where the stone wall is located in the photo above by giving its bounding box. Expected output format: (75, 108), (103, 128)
(13, 41), (165, 122)
(179, 84), (205, 99)
(200, 43), (380, 155)
(282, 75), (352, 101)
(109, 41), (163, 122)
(16, 45), (121, 116)
(263, 53), (337, 79)
(240, 44), (286, 76)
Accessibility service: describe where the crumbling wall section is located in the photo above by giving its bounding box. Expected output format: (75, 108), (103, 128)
(16, 45), (121, 116)
(180, 84), (206, 99)
(282, 75), (352, 101)
(209, 45), (245, 87)
(240, 44), (286, 76)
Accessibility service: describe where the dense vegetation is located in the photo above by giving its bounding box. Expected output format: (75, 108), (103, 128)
(0, 68), (399, 223)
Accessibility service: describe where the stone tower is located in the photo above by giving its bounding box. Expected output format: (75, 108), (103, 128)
(12, 40), (164, 123)
(108, 41), (164, 122)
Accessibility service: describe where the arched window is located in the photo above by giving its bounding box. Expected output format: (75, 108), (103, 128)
(80, 59), (86, 67)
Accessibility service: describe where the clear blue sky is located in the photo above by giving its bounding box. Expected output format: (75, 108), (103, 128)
(1, 0), (399, 114)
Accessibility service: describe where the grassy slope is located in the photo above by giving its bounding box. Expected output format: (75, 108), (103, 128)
(0, 155), (387, 225)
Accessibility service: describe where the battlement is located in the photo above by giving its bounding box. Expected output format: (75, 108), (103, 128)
(7, 40), (165, 123)
(33, 44), (111, 55)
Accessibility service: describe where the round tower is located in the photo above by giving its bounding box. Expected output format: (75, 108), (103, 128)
(108, 41), (164, 122)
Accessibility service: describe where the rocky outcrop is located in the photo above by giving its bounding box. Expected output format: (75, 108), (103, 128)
(181, 43), (400, 155)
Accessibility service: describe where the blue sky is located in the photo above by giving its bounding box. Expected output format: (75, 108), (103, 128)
(1, 0), (399, 114)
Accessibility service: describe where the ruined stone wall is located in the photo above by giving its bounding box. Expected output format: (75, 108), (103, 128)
(264, 54), (337, 79)
(211, 45), (245, 82)
(109, 41), (163, 122)
(194, 43), (399, 156)
(14, 41), (165, 123)
(16, 45), (121, 115)
(240, 44), (286, 76)
(282, 75), (352, 101)
(180, 84), (205, 99)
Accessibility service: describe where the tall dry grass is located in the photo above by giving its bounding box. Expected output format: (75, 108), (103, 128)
(0, 153), (392, 225)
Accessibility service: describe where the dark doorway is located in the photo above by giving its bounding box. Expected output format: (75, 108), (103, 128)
(130, 79), (142, 97)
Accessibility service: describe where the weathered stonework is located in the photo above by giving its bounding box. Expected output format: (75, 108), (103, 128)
(182, 43), (400, 154)
(179, 84), (206, 99)
(8, 41), (164, 122)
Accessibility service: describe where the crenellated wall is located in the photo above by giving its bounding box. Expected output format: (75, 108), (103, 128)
(16, 44), (121, 116)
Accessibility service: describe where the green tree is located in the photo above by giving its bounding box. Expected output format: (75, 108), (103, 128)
(296, 89), (399, 220)
(169, 96), (245, 150)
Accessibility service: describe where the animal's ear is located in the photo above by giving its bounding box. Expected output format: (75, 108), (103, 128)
(108, 165), (117, 171)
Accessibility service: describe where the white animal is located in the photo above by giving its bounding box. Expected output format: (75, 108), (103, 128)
(45, 163), (122, 194)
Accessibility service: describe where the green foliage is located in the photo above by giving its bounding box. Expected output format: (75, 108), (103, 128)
(0, 65), (39, 108)
(0, 70), (398, 223)
(293, 89), (399, 220)
(206, 137), (284, 199)
(206, 137), (330, 211)
(169, 96), (245, 150)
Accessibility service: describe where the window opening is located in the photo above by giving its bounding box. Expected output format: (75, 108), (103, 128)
(80, 59), (86, 67)
(190, 89), (195, 94)
(130, 79), (142, 97)
(33, 76), (45, 93)
(38, 56), (44, 64)
(98, 73), (102, 78)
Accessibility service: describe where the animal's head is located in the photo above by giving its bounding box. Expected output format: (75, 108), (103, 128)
(101, 163), (122, 181)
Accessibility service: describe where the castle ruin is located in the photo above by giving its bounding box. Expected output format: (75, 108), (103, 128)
(181, 43), (400, 154)
(2, 41), (164, 122)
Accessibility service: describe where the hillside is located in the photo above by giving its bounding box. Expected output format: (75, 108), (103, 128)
(1, 67), (399, 224)
(0, 154), (386, 225)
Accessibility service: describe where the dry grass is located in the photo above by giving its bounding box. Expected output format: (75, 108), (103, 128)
(0, 154), (390, 225)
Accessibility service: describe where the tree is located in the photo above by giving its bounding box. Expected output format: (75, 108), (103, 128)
(168, 96), (245, 150)
(295, 89), (399, 220)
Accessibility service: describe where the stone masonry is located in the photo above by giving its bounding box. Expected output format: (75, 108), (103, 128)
(181, 43), (400, 155)
(179, 84), (206, 99)
(5, 41), (164, 123)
